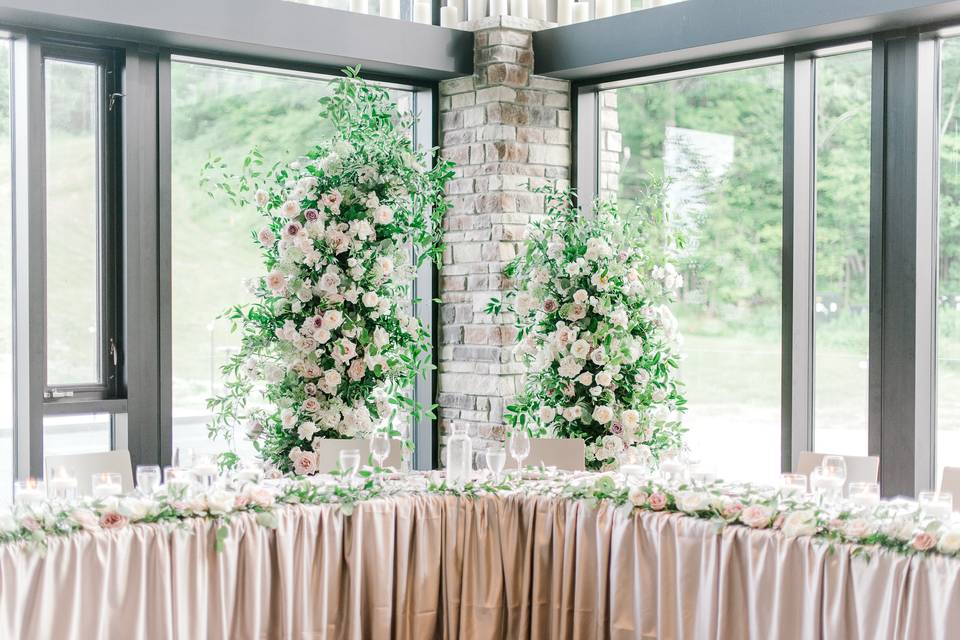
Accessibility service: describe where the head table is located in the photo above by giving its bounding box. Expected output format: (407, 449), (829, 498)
(0, 470), (959, 640)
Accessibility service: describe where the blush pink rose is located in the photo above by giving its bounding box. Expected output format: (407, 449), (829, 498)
(648, 492), (668, 511)
(294, 452), (318, 476)
(912, 532), (937, 552)
(245, 486), (276, 508)
(99, 512), (129, 529)
(721, 501), (744, 519)
(740, 505), (773, 529)
(233, 495), (251, 510)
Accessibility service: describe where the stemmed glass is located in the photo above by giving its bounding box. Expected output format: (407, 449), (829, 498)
(371, 432), (391, 472)
(811, 455), (846, 502)
(136, 465), (162, 496)
(508, 429), (530, 474)
(339, 449), (361, 486)
(174, 447), (195, 469)
(485, 445), (507, 483)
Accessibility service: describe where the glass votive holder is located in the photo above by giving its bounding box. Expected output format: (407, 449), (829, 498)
(919, 491), (953, 520)
(47, 467), (78, 501)
(192, 454), (219, 487)
(848, 481), (880, 509)
(779, 473), (808, 496)
(15, 478), (45, 506)
(164, 466), (194, 497)
(136, 465), (162, 496)
(91, 472), (123, 499)
(689, 462), (717, 485)
(233, 465), (263, 485)
(658, 449), (687, 484)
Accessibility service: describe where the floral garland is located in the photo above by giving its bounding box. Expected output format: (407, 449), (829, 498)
(206, 67), (453, 473)
(489, 186), (687, 470)
(4, 473), (959, 561)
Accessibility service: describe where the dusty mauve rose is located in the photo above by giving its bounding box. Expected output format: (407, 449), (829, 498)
(609, 421), (624, 436)
(912, 532), (937, 552)
(304, 208), (320, 221)
(99, 512), (129, 529)
(294, 452), (318, 475)
(543, 298), (559, 313)
(648, 492), (668, 511)
(285, 221), (302, 237)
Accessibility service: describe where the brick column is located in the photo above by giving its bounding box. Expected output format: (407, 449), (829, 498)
(598, 90), (623, 202)
(437, 16), (571, 462)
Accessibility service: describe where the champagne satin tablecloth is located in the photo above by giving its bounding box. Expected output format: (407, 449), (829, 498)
(1, 493), (958, 640)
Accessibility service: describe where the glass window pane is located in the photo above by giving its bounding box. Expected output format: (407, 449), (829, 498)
(44, 58), (101, 386)
(813, 50), (872, 456)
(170, 61), (337, 458)
(0, 41), (11, 503)
(42, 413), (111, 458)
(608, 63), (784, 483)
(938, 37), (960, 482)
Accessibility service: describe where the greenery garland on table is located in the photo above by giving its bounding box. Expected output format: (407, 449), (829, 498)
(204, 67), (454, 473)
(488, 185), (687, 470)
(2, 473), (960, 562)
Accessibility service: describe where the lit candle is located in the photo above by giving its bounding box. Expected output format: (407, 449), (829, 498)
(413, 0), (433, 22)
(468, 0), (486, 19)
(529, 0), (546, 19)
(509, 0), (528, 16)
(379, 0), (401, 18)
(572, 1), (589, 21)
(92, 482), (122, 499)
(615, 0), (630, 13)
(440, 5), (459, 25)
(349, 0), (368, 12)
(595, 0), (612, 17)
(491, 0), (508, 15)
(15, 479), (44, 506)
(48, 470), (78, 500)
(556, 0), (573, 24)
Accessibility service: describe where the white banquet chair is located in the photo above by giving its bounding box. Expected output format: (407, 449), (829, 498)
(940, 467), (960, 511)
(45, 450), (135, 496)
(795, 451), (879, 494)
(313, 438), (403, 473)
(527, 438), (586, 471)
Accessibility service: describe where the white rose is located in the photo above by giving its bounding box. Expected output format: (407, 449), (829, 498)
(373, 205), (395, 225)
(206, 490), (236, 516)
(298, 421), (318, 440)
(781, 510), (818, 538)
(362, 291), (380, 307)
(377, 256), (394, 275)
(0, 511), (17, 533)
(373, 327), (389, 348)
(571, 339), (591, 359)
(590, 348), (607, 365)
(676, 490), (710, 514)
(563, 406), (582, 421)
(118, 497), (151, 521)
(620, 409), (640, 429)
(938, 527), (960, 553)
(324, 369), (342, 388)
(573, 289), (588, 304)
(538, 406), (557, 423)
(322, 309), (344, 330)
(595, 371), (613, 387)
(280, 200), (300, 219)
(254, 189), (269, 208)
(592, 405), (614, 424)
(577, 371), (593, 386)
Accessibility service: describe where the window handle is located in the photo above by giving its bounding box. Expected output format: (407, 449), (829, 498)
(109, 338), (119, 367)
(45, 388), (75, 399)
(108, 92), (125, 111)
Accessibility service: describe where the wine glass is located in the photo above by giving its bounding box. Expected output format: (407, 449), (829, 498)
(371, 432), (391, 470)
(339, 449), (361, 485)
(174, 447), (195, 469)
(508, 429), (530, 473)
(136, 465), (162, 496)
(485, 445), (507, 482)
(818, 455), (847, 501)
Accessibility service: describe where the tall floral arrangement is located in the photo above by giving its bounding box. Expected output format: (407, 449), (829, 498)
(207, 68), (453, 474)
(489, 186), (686, 470)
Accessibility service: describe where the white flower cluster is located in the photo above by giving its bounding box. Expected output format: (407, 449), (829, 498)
(504, 192), (686, 470)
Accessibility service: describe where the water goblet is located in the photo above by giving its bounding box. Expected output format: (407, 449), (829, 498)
(919, 491), (953, 520)
(508, 429), (531, 473)
(485, 445), (507, 483)
(371, 432), (391, 471)
(817, 455), (847, 501)
(136, 465), (162, 496)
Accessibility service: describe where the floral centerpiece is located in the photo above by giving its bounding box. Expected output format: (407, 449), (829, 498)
(207, 68), (453, 474)
(488, 186), (686, 470)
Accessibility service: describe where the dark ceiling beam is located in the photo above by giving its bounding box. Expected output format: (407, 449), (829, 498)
(0, 0), (473, 82)
(534, 0), (960, 81)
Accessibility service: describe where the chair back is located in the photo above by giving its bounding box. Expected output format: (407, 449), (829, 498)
(45, 450), (135, 496)
(795, 451), (879, 494)
(941, 467), (960, 511)
(527, 438), (586, 471)
(313, 438), (403, 473)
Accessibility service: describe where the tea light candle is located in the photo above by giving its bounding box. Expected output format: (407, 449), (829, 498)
(414, 0), (433, 22)
(468, 0), (486, 19)
(529, 0), (546, 19)
(349, 0), (368, 13)
(615, 0), (630, 13)
(92, 481), (122, 499)
(572, 1), (589, 22)
(379, 0), (401, 18)
(194, 462), (218, 478)
(491, 0), (508, 16)
(556, 0), (573, 24)
(48, 472), (78, 499)
(440, 5), (458, 25)
(595, 0), (612, 17)
(15, 479), (44, 505)
(509, 0), (528, 17)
